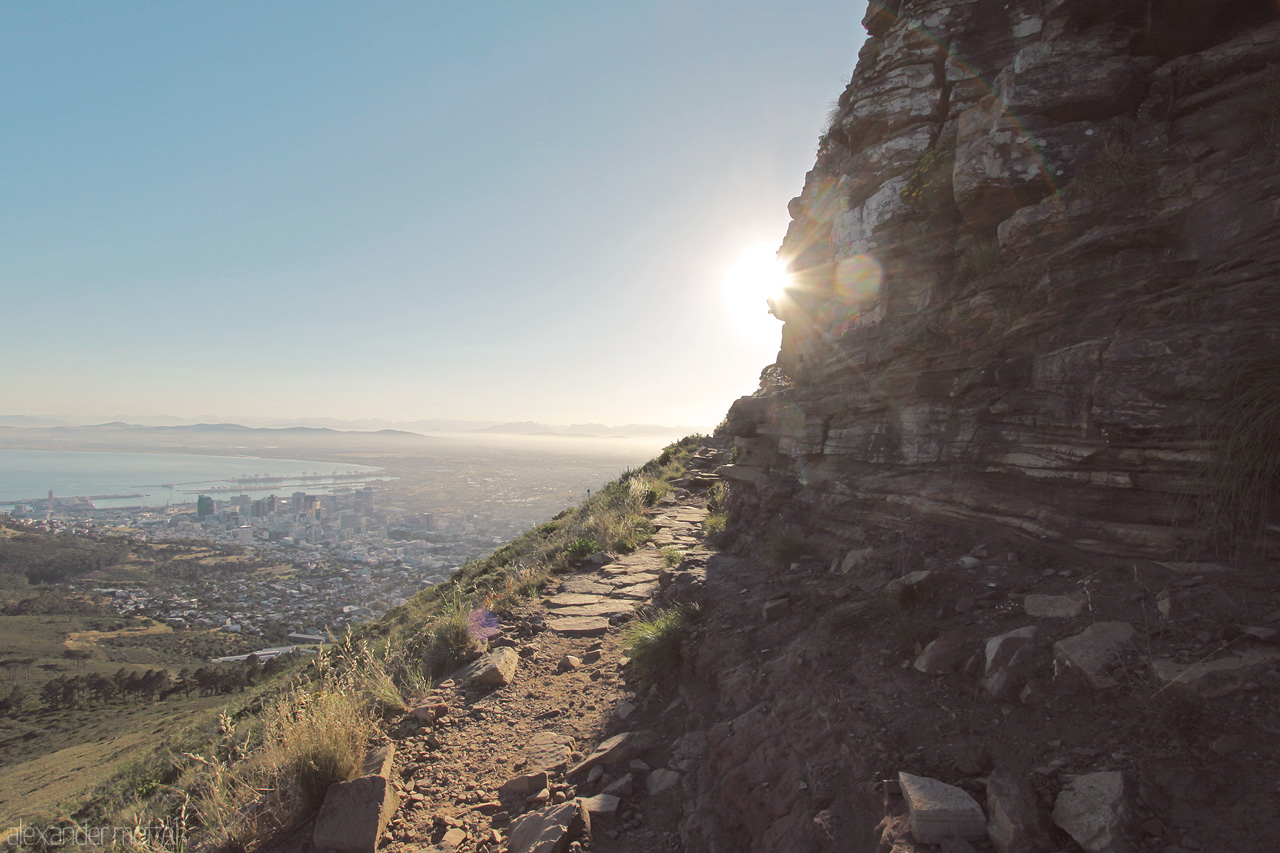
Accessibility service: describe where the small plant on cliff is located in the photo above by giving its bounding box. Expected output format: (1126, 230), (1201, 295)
(704, 512), (727, 538)
(900, 144), (956, 212)
(953, 236), (1002, 288)
(1061, 139), (1155, 203)
(622, 603), (699, 688)
(767, 527), (814, 566)
(1197, 357), (1280, 554)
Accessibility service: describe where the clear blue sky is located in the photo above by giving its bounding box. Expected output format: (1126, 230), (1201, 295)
(1, 1), (866, 428)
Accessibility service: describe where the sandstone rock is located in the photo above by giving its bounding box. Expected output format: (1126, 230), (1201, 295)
(466, 647), (519, 687)
(507, 800), (590, 853)
(547, 593), (604, 607)
(997, 33), (1146, 122)
(761, 597), (791, 622)
(578, 793), (621, 825)
(439, 826), (467, 850)
(983, 625), (1037, 699)
(313, 745), (399, 853)
(582, 649), (603, 664)
(899, 771), (986, 844)
(1052, 771), (1129, 853)
(558, 654), (582, 672)
(1053, 622), (1135, 689)
(646, 768), (681, 797)
(883, 570), (934, 602)
(546, 616), (610, 637)
(409, 699), (448, 724)
(616, 701), (636, 721)
(500, 771), (550, 798)
(986, 764), (1053, 853)
(525, 732), (575, 774)
(1149, 649), (1280, 699)
(914, 630), (976, 675)
(603, 773), (634, 797)
(559, 578), (615, 596)
(1024, 593), (1087, 618)
(568, 730), (661, 778)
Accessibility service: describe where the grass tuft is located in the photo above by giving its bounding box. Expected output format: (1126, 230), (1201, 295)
(766, 528), (813, 566)
(622, 603), (699, 688)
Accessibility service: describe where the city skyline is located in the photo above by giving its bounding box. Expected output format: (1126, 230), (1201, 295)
(1, 2), (868, 427)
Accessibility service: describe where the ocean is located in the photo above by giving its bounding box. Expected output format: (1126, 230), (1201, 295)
(0, 450), (382, 509)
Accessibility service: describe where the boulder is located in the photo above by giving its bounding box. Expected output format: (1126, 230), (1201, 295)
(312, 746), (399, 853)
(983, 626), (1038, 699)
(466, 647), (519, 687)
(898, 771), (987, 844)
(568, 730), (661, 778)
(986, 764), (1053, 853)
(646, 768), (682, 797)
(1052, 771), (1129, 853)
(603, 773), (634, 797)
(578, 793), (621, 826)
(507, 800), (590, 853)
(1053, 622), (1135, 689)
(500, 771), (550, 798)
(915, 629), (977, 675)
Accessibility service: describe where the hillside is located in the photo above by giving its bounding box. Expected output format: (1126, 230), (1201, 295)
(18, 3), (1280, 852)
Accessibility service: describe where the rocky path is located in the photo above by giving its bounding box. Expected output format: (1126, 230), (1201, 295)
(365, 463), (720, 853)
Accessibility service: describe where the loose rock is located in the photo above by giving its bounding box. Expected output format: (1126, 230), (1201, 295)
(898, 771), (987, 844)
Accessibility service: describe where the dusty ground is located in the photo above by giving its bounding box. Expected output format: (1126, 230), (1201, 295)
(261, 489), (715, 853)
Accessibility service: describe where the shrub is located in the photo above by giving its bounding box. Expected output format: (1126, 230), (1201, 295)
(563, 537), (600, 563)
(622, 604), (698, 688)
(660, 547), (684, 568)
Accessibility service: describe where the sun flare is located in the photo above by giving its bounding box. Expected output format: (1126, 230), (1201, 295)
(723, 243), (791, 336)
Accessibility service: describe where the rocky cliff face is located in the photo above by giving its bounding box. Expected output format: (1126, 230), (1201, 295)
(723, 0), (1280, 558)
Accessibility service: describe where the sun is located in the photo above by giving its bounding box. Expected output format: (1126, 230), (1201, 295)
(723, 243), (791, 335)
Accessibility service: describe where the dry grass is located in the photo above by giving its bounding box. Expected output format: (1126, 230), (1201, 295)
(189, 665), (377, 849)
(1197, 357), (1280, 555)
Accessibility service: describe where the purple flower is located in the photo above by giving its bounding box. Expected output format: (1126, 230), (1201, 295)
(467, 609), (500, 641)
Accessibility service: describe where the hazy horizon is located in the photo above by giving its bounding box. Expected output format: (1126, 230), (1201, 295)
(1, 2), (868, 427)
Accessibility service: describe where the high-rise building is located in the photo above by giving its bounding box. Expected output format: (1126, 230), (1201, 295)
(197, 496), (215, 519)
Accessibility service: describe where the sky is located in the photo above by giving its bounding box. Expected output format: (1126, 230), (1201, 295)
(1, 1), (867, 429)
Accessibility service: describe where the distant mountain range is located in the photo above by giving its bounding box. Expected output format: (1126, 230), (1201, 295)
(0, 415), (701, 439)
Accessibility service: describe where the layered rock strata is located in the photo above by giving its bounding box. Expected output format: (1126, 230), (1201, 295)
(725, 0), (1280, 557)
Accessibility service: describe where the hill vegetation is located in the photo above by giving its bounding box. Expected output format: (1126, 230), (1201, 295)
(10, 436), (706, 850)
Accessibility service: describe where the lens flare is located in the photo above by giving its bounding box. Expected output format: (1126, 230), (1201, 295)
(834, 254), (882, 305)
(723, 243), (790, 338)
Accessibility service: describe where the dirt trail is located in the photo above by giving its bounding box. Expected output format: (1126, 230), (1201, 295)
(372, 493), (711, 853)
